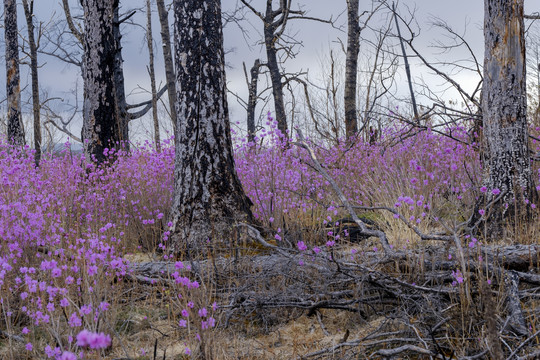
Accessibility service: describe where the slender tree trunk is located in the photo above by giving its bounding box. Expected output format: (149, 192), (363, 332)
(344, 0), (359, 139)
(245, 59), (260, 143)
(22, 0), (41, 164)
(4, 0), (25, 146)
(393, 2), (419, 122)
(481, 0), (538, 233)
(156, 0), (177, 134)
(112, 4), (129, 150)
(146, 0), (161, 152)
(81, 0), (120, 163)
(264, 2), (288, 138)
(169, 0), (254, 255)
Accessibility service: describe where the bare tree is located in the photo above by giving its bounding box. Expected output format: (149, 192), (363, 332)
(155, 0), (177, 132)
(22, 0), (42, 164)
(146, 0), (160, 152)
(480, 0), (538, 233)
(42, 1), (166, 147)
(80, 0), (120, 163)
(240, 0), (289, 137)
(391, 2), (419, 122)
(4, 0), (25, 145)
(244, 59), (260, 142)
(238, 1), (333, 138)
(344, 0), (360, 139)
(169, 0), (254, 255)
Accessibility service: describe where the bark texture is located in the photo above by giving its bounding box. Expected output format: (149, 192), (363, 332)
(146, 0), (161, 152)
(156, 0), (178, 133)
(22, 0), (41, 164)
(4, 0), (25, 145)
(112, 4), (129, 150)
(81, 0), (120, 163)
(170, 0), (254, 256)
(481, 0), (538, 231)
(344, 0), (359, 139)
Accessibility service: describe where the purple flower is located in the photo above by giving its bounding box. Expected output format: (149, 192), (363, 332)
(492, 188), (501, 195)
(76, 329), (111, 349)
(198, 307), (208, 318)
(58, 352), (77, 360)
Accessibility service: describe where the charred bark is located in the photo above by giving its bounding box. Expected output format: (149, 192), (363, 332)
(170, 0), (254, 256)
(480, 0), (538, 234)
(22, 0), (41, 164)
(4, 0), (25, 146)
(81, 0), (120, 163)
(156, 0), (178, 133)
(112, 4), (129, 150)
(245, 59), (260, 143)
(146, 0), (161, 152)
(344, 0), (359, 139)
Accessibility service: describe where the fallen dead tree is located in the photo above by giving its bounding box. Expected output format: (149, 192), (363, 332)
(125, 130), (540, 359)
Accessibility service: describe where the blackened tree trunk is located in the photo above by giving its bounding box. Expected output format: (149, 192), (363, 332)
(169, 0), (254, 255)
(112, 4), (129, 150)
(22, 0), (41, 164)
(263, 1), (288, 137)
(146, 0), (161, 152)
(245, 59), (260, 143)
(481, 0), (538, 233)
(4, 0), (25, 145)
(344, 0), (359, 139)
(81, 0), (120, 163)
(156, 0), (178, 133)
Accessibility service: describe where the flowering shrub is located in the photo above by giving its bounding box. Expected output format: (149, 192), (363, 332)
(0, 115), (538, 357)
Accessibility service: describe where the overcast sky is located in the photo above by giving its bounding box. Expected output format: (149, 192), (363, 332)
(1, 0), (539, 143)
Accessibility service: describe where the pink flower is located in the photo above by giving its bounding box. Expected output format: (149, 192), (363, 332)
(76, 329), (111, 349)
(198, 308), (208, 318)
(58, 351), (77, 360)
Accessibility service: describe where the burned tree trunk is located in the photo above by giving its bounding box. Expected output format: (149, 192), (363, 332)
(169, 0), (254, 255)
(263, 2), (288, 137)
(22, 0), (41, 164)
(112, 4), (129, 150)
(156, 0), (178, 133)
(146, 0), (161, 152)
(4, 0), (25, 146)
(481, 0), (538, 233)
(245, 59), (260, 143)
(344, 0), (359, 139)
(81, 0), (120, 163)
